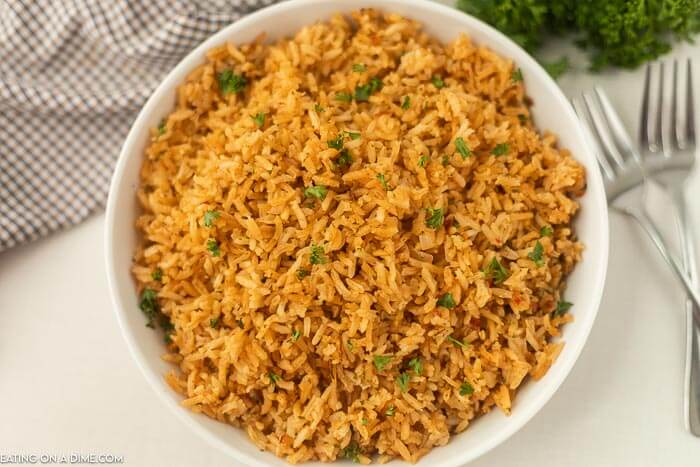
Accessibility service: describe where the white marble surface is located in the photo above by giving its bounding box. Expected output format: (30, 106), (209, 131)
(1, 3), (700, 466)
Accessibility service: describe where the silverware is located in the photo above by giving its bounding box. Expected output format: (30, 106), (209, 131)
(638, 59), (699, 435)
(571, 88), (700, 313)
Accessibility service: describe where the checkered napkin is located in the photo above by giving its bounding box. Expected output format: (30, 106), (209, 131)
(0, 0), (276, 253)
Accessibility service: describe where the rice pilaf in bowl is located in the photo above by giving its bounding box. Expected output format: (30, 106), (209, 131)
(132, 9), (585, 464)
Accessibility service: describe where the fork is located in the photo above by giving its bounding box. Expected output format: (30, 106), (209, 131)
(571, 88), (700, 315)
(638, 59), (700, 435)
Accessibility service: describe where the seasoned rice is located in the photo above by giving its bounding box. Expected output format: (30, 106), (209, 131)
(132, 9), (585, 464)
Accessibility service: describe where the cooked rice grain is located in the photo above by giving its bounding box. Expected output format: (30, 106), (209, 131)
(133, 9), (584, 464)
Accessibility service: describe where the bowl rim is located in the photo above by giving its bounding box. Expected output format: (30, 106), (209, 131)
(104, 0), (609, 465)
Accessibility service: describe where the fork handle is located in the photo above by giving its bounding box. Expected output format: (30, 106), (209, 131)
(626, 208), (700, 319)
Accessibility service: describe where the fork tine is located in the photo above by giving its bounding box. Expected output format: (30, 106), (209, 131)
(582, 91), (627, 169)
(671, 60), (680, 148)
(640, 64), (652, 149)
(572, 97), (615, 180)
(594, 87), (639, 162)
(654, 62), (665, 152)
(687, 58), (696, 146)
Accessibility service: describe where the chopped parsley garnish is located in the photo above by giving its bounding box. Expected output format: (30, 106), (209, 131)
(491, 143), (509, 156)
(484, 257), (509, 284)
(139, 288), (160, 329)
(210, 318), (220, 329)
(425, 207), (444, 229)
(396, 372), (411, 392)
(314, 103), (325, 113)
(346, 340), (354, 351)
(408, 357), (422, 376)
(206, 239), (221, 257)
(385, 405), (396, 417)
(437, 293), (456, 309)
(335, 92), (353, 102)
(540, 225), (553, 237)
(157, 120), (166, 135)
(344, 130), (361, 140)
(432, 75), (445, 88)
(327, 134), (344, 150)
(268, 372), (280, 386)
(401, 96), (411, 109)
(310, 243), (328, 265)
(352, 63), (367, 72)
(217, 69), (247, 95)
(373, 355), (392, 371)
(376, 173), (390, 191)
(296, 268), (309, 280)
(518, 114), (528, 124)
(459, 381), (474, 396)
(341, 441), (361, 463)
(442, 155), (450, 166)
(512, 68), (523, 82)
(553, 300), (573, 317)
(361, 418), (368, 425)
(151, 268), (163, 282)
(454, 137), (471, 159)
(447, 335), (468, 349)
(354, 77), (383, 102)
(291, 329), (301, 342)
(251, 112), (265, 128)
(203, 210), (221, 227)
(303, 185), (328, 201)
(335, 149), (353, 169)
(528, 240), (545, 267)
(418, 155), (429, 168)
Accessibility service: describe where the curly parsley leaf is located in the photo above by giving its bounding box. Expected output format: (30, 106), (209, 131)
(373, 355), (392, 371)
(454, 137), (471, 159)
(528, 240), (545, 267)
(303, 185), (328, 201)
(203, 210), (221, 227)
(425, 207), (444, 229)
(217, 69), (247, 95)
(484, 257), (509, 284)
(310, 243), (328, 265)
(437, 293), (456, 309)
(459, 381), (474, 396)
(553, 300), (573, 317)
(207, 239), (221, 257)
(401, 96), (411, 109)
(491, 143), (509, 156)
(396, 372), (411, 392)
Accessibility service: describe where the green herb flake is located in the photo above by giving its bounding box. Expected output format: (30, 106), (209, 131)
(491, 143), (509, 156)
(352, 63), (367, 73)
(139, 288), (159, 329)
(408, 357), (423, 376)
(432, 75), (445, 88)
(355, 77), (383, 102)
(512, 68), (523, 82)
(442, 155), (450, 166)
(237, 319), (244, 329)
(385, 405), (396, 417)
(484, 257), (509, 284)
(459, 381), (474, 396)
(314, 103), (325, 113)
(268, 372), (280, 386)
(553, 300), (573, 318)
(454, 137), (471, 159)
(341, 441), (361, 463)
(540, 225), (553, 237)
(425, 207), (445, 229)
(206, 239), (221, 257)
(203, 210), (221, 227)
(447, 335), (468, 349)
(291, 329), (301, 342)
(335, 149), (353, 169)
(296, 268), (309, 280)
(401, 96), (411, 109)
(396, 372), (411, 393)
(335, 92), (353, 102)
(303, 185), (328, 201)
(518, 114), (528, 124)
(361, 418), (368, 426)
(344, 130), (361, 140)
(327, 134), (344, 150)
(210, 318), (220, 329)
(528, 240), (545, 267)
(418, 155), (429, 168)
(437, 293), (456, 309)
(217, 69), (247, 95)
(310, 243), (328, 265)
(251, 112), (265, 128)
(157, 120), (166, 135)
(151, 268), (163, 282)
(376, 173), (390, 191)
(373, 355), (392, 372)
(347, 340), (354, 351)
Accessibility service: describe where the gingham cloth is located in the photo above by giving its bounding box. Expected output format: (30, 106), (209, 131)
(0, 0), (276, 253)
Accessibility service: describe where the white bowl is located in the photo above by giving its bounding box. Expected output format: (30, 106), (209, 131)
(105, 1), (609, 465)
